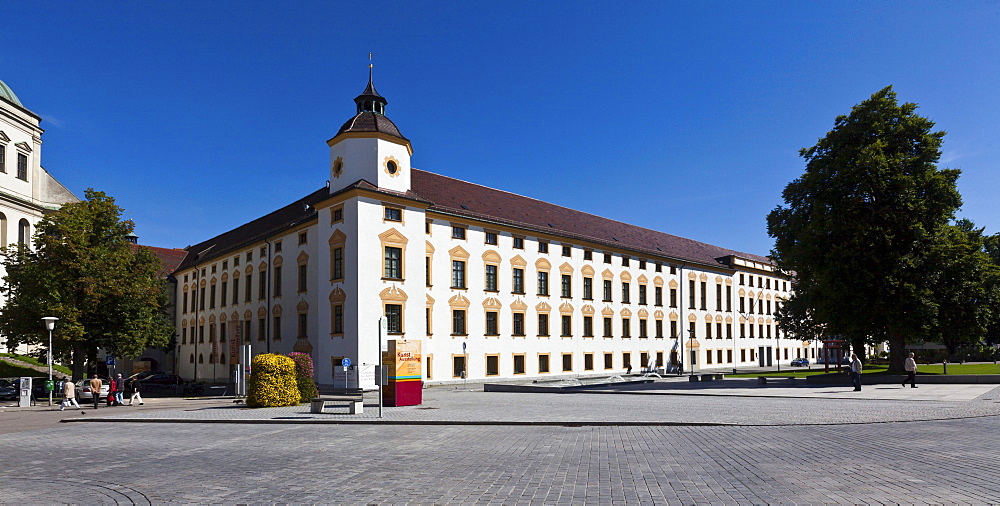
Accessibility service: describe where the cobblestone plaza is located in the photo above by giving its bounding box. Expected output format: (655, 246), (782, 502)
(2, 379), (999, 504)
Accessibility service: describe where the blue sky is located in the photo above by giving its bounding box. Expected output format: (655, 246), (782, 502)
(2, 1), (998, 257)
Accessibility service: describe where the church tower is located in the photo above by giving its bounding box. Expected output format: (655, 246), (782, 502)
(326, 64), (412, 194)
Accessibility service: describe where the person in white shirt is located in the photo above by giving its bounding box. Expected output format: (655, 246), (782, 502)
(850, 353), (862, 391)
(903, 352), (918, 388)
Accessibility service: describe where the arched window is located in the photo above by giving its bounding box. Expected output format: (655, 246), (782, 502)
(189, 353), (195, 364)
(198, 353), (204, 364)
(17, 219), (29, 245)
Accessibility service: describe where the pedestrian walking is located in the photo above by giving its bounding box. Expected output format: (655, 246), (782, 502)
(128, 379), (144, 406)
(60, 379), (80, 410)
(903, 352), (918, 388)
(850, 353), (863, 391)
(113, 374), (126, 406)
(107, 376), (118, 407)
(89, 374), (102, 409)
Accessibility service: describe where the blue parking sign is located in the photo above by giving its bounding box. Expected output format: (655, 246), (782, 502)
(106, 355), (115, 366)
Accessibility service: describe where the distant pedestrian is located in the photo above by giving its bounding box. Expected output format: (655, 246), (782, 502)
(107, 376), (118, 406)
(850, 353), (862, 391)
(113, 374), (125, 406)
(89, 374), (102, 409)
(903, 352), (918, 388)
(128, 379), (144, 406)
(60, 379), (80, 411)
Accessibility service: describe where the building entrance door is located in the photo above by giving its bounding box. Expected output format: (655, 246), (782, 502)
(758, 346), (765, 367)
(766, 346), (773, 367)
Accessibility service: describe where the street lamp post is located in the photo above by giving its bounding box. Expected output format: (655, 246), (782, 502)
(42, 317), (59, 407)
(678, 326), (685, 376)
(687, 328), (695, 377)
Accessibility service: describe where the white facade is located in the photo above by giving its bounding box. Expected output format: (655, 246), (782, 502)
(173, 76), (809, 387)
(0, 79), (78, 354)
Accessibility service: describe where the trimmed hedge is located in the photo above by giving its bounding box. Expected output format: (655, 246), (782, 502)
(246, 353), (300, 408)
(288, 352), (318, 403)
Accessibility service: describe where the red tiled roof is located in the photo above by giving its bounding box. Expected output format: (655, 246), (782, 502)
(410, 169), (770, 268)
(131, 244), (188, 277)
(170, 170), (769, 276)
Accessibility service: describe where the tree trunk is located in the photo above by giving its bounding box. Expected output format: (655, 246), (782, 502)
(850, 337), (866, 362)
(72, 343), (86, 381)
(887, 331), (907, 374)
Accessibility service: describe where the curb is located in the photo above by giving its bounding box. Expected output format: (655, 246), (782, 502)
(59, 412), (1000, 428)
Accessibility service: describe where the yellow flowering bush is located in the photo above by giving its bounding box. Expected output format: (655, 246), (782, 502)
(246, 353), (301, 408)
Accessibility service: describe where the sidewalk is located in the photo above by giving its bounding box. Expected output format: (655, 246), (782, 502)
(32, 378), (1000, 428)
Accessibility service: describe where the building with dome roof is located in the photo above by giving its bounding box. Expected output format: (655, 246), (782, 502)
(171, 69), (807, 389)
(0, 78), (79, 354)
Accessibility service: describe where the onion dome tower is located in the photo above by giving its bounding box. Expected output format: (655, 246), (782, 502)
(327, 60), (412, 194)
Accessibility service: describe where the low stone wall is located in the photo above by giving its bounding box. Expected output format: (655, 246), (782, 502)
(806, 373), (1000, 385)
(484, 379), (653, 393)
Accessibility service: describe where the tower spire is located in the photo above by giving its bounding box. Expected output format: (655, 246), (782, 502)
(355, 52), (386, 115)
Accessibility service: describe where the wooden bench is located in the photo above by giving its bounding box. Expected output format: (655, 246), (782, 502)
(310, 396), (364, 414)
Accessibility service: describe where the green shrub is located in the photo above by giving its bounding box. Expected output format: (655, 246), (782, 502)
(0, 353), (73, 375)
(246, 353), (300, 408)
(288, 352), (318, 402)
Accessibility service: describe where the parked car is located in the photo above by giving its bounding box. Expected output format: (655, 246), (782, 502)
(24, 377), (60, 400)
(123, 371), (159, 391)
(790, 358), (809, 367)
(0, 379), (16, 400)
(76, 378), (109, 401)
(137, 373), (184, 386)
(134, 373), (186, 396)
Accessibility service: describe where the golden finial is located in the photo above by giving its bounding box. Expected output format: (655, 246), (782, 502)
(369, 52), (373, 69)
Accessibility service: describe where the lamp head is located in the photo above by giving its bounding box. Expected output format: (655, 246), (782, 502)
(41, 316), (59, 331)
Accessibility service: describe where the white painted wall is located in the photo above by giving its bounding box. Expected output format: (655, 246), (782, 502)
(329, 137), (411, 194)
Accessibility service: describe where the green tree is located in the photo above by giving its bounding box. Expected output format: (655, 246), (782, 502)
(981, 233), (1000, 348)
(0, 189), (173, 379)
(767, 86), (962, 372)
(929, 220), (999, 354)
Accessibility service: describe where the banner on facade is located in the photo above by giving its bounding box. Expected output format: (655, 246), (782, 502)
(229, 322), (241, 365)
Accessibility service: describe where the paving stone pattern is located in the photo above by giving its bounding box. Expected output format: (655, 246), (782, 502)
(56, 380), (1000, 426)
(1, 382), (999, 504)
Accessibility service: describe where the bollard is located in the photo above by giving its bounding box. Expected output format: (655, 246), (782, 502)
(943, 360), (948, 375)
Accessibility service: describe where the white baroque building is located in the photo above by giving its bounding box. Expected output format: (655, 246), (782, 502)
(173, 72), (812, 388)
(0, 79), (78, 354)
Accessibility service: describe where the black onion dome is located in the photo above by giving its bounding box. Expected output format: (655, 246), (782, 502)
(335, 66), (408, 141)
(337, 112), (408, 140)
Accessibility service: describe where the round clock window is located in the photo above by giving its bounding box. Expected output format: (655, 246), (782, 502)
(386, 160), (398, 174)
